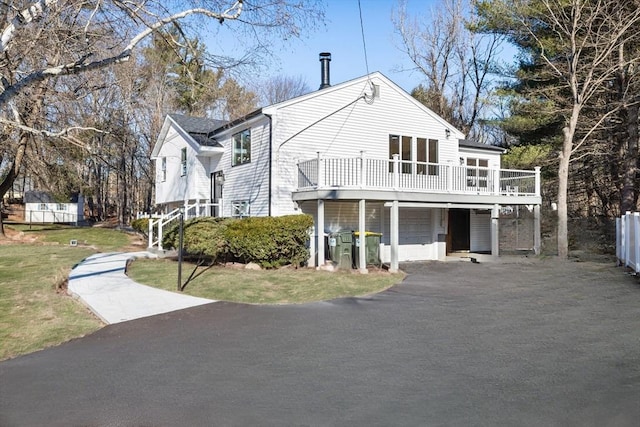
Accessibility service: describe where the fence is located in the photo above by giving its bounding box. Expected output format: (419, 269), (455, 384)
(616, 212), (640, 273)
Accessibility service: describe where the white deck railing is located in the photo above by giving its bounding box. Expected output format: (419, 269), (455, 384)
(298, 153), (541, 196)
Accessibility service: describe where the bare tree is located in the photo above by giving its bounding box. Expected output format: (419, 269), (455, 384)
(393, 0), (504, 140)
(257, 75), (311, 105)
(476, 0), (640, 258)
(0, 0), (324, 233)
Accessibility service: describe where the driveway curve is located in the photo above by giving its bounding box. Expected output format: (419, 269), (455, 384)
(2, 258), (640, 426)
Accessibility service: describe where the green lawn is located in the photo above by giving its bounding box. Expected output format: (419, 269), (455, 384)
(0, 225), (137, 360)
(128, 259), (405, 304)
(1, 223), (404, 360)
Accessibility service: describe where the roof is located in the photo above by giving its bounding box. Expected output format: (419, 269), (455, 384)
(24, 191), (81, 204)
(166, 113), (225, 148)
(167, 113), (227, 134)
(458, 139), (506, 153)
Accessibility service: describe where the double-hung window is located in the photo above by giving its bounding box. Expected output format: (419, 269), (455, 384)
(161, 157), (167, 181)
(233, 129), (251, 166)
(466, 158), (489, 188)
(389, 135), (412, 173)
(417, 138), (439, 175)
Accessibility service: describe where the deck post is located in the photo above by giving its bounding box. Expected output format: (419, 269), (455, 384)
(534, 204), (541, 255)
(493, 167), (500, 194)
(491, 204), (500, 257)
(447, 163), (453, 192)
(390, 200), (399, 272)
(317, 199), (325, 268)
(358, 199), (368, 274)
(534, 166), (541, 196)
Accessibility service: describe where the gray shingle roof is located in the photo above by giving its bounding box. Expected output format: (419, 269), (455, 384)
(168, 113), (226, 147)
(168, 113), (227, 134)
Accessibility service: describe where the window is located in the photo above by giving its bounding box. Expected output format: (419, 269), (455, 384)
(56, 204), (66, 211)
(231, 200), (250, 218)
(233, 129), (251, 166)
(388, 135), (412, 173)
(466, 158), (489, 188)
(180, 148), (187, 176)
(161, 157), (167, 182)
(39, 203), (47, 211)
(417, 138), (439, 175)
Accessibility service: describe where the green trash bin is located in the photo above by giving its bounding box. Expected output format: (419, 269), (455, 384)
(328, 230), (353, 269)
(353, 231), (382, 269)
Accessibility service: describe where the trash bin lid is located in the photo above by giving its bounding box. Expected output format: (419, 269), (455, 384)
(353, 231), (382, 237)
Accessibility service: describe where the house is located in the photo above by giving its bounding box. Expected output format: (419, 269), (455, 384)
(151, 53), (542, 272)
(24, 191), (84, 224)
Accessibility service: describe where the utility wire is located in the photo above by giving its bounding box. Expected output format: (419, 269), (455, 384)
(358, 0), (370, 76)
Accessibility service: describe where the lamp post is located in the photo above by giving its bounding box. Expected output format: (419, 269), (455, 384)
(177, 206), (184, 291)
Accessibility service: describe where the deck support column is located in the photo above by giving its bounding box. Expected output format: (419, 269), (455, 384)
(358, 199), (368, 274)
(491, 204), (500, 257)
(317, 199), (325, 268)
(534, 204), (541, 255)
(390, 200), (399, 273)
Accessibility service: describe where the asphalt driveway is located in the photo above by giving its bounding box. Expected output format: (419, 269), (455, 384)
(2, 258), (640, 426)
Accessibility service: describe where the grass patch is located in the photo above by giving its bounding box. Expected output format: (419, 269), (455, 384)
(127, 259), (405, 304)
(9, 224), (131, 251)
(0, 225), (141, 360)
(0, 245), (101, 360)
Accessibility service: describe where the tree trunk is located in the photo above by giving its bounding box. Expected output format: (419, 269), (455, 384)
(558, 109), (579, 259)
(620, 99), (639, 214)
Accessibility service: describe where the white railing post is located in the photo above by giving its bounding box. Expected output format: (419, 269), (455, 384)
(158, 218), (164, 251)
(447, 163), (453, 192)
(195, 199), (200, 217)
(625, 212), (631, 268)
(633, 212), (640, 273)
(148, 218), (154, 248)
(621, 214), (627, 266)
(535, 166), (541, 196)
(183, 200), (189, 220)
(360, 150), (366, 188)
(393, 154), (400, 190)
(317, 152), (324, 188)
(218, 197), (224, 217)
(493, 167), (500, 195)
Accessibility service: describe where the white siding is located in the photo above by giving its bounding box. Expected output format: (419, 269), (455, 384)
(269, 74), (461, 215)
(213, 116), (272, 217)
(154, 126), (195, 205)
(470, 210), (491, 252)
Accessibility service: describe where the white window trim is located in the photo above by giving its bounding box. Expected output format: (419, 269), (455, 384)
(231, 200), (250, 218)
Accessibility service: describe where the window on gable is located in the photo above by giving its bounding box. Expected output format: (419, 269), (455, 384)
(388, 135), (412, 173)
(180, 148), (187, 176)
(232, 129), (251, 166)
(417, 138), (439, 175)
(161, 157), (167, 182)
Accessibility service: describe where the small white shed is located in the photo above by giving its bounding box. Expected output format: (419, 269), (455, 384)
(24, 191), (84, 224)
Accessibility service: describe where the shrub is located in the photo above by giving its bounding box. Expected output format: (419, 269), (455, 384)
(131, 218), (149, 235)
(225, 214), (313, 268)
(163, 217), (232, 263)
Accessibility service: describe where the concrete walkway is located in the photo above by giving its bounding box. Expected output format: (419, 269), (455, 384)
(68, 252), (214, 324)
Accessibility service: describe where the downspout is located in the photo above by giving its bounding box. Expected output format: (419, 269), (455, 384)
(265, 113), (273, 216)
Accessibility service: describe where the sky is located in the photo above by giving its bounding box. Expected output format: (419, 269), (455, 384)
(264, 0), (432, 93)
